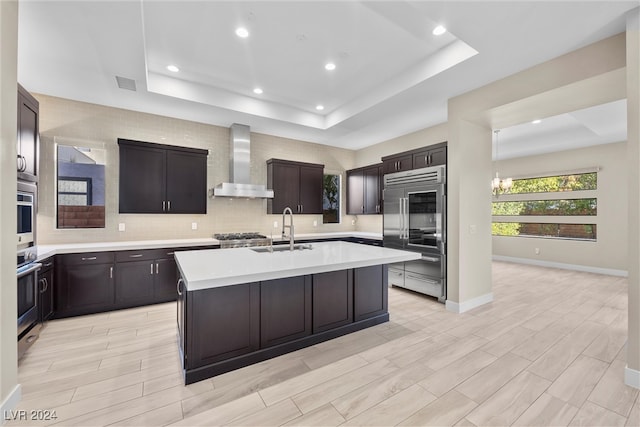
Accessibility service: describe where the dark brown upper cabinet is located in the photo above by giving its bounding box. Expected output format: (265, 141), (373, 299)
(118, 139), (208, 214)
(347, 163), (382, 215)
(266, 159), (324, 214)
(17, 84), (39, 182)
(382, 142), (447, 174)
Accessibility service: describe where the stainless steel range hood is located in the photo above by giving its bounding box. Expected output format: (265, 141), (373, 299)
(212, 124), (274, 198)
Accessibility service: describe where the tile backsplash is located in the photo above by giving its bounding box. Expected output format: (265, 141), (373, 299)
(36, 94), (371, 244)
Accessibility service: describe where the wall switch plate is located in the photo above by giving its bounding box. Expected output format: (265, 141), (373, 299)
(273, 221), (278, 228)
(118, 223), (125, 232)
(192, 222), (198, 230)
(535, 247), (540, 254)
(313, 220), (317, 227)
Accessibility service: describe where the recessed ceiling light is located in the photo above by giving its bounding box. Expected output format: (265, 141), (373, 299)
(432, 25), (447, 36)
(166, 65), (179, 73)
(324, 62), (336, 71)
(253, 87), (263, 94)
(316, 105), (325, 111)
(532, 119), (542, 124)
(236, 27), (249, 38)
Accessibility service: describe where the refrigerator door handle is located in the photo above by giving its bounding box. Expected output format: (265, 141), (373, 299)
(403, 197), (409, 240)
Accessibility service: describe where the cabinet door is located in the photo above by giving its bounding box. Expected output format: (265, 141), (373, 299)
(260, 276), (311, 347)
(56, 263), (114, 315)
(298, 165), (323, 214)
(428, 146), (447, 166)
(412, 150), (429, 169)
(38, 267), (54, 322)
(383, 155), (412, 174)
(154, 258), (178, 302)
(166, 150), (207, 214)
(312, 270), (353, 333)
(354, 265), (388, 321)
(119, 144), (166, 213)
(188, 283), (260, 368)
(115, 260), (155, 306)
(17, 86), (39, 181)
(364, 166), (381, 214)
(269, 162), (300, 213)
(346, 169), (364, 215)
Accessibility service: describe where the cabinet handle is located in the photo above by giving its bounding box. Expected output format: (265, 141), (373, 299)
(177, 278), (184, 296)
(26, 335), (37, 344)
(129, 254), (143, 258)
(44, 278), (49, 292)
(39, 278), (45, 293)
(428, 154), (432, 164)
(300, 204), (303, 213)
(44, 262), (53, 268)
(166, 252), (174, 256)
(110, 267), (113, 279)
(150, 263), (154, 275)
(156, 263), (159, 274)
(81, 256), (97, 261)
(163, 201), (166, 212)
(167, 201), (171, 212)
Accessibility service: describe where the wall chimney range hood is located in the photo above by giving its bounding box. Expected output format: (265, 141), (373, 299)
(212, 123), (274, 199)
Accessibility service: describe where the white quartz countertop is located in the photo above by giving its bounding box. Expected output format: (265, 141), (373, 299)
(175, 241), (420, 291)
(34, 232), (382, 262)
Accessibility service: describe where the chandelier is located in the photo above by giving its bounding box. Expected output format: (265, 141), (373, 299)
(491, 129), (512, 196)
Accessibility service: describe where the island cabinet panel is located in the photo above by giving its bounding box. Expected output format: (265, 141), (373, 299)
(312, 270), (353, 333)
(354, 265), (388, 321)
(260, 276), (312, 348)
(188, 283), (260, 369)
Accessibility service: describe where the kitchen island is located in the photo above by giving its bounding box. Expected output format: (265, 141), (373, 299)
(174, 241), (420, 384)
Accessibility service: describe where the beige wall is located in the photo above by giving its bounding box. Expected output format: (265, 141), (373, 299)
(0, 0), (19, 416)
(35, 95), (358, 244)
(492, 142), (628, 272)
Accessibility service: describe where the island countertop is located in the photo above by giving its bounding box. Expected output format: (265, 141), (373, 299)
(175, 241), (420, 291)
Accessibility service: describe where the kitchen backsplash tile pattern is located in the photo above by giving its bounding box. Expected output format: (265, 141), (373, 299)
(36, 94), (363, 244)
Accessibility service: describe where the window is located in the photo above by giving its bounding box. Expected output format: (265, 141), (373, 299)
(492, 172), (597, 241)
(323, 174), (340, 224)
(58, 177), (92, 206)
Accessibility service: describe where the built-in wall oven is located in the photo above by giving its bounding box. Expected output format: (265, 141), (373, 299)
(17, 180), (40, 359)
(18, 180), (36, 250)
(383, 165), (446, 302)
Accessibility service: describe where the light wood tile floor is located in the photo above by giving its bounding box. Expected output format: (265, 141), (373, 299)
(10, 261), (636, 426)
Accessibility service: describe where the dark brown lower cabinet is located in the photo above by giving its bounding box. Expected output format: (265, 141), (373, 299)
(154, 257), (178, 301)
(187, 282), (260, 369)
(313, 270), (353, 333)
(115, 260), (155, 306)
(38, 258), (55, 322)
(181, 265), (389, 384)
(354, 265), (388, 321)
(261, 276), (311, 347)
(55, 253), (115, 318)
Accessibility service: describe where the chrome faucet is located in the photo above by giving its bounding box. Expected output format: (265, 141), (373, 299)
(282, 207), (295, 250)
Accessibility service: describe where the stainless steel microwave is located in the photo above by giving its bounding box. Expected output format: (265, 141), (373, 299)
(17, 180), (36, 250)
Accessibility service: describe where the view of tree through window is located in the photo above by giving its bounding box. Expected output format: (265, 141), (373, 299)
(492, 172), (597, 240)
(323, 174), (340, 224)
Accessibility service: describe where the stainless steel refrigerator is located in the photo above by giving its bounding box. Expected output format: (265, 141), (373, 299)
(383, 165), (446, 302)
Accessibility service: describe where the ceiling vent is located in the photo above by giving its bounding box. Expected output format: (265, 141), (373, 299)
(115, 76), (137, 91)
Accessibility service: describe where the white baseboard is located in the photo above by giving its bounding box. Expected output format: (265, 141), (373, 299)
(492, 255), (628, 277)
(446, 292), (494, 314)
(1, 384), (21, 426)
(625, 365), (640, 390)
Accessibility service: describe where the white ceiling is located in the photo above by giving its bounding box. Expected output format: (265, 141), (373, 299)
(17, 1), (636, 152)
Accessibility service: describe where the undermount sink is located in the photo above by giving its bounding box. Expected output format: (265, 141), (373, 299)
(251, 243), (313, 253)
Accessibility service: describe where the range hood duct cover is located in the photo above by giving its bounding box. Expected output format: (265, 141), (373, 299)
(212, 123), (274, 198)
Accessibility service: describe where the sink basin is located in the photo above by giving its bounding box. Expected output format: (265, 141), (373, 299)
(251, 243), (313, 253)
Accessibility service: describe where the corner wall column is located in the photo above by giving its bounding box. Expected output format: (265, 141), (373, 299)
(626, 6), (640, 389)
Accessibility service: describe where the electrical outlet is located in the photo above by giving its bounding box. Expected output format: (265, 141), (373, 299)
(351, 219), (356, 226)
(118, 223), (125, 232)
(313, 220), (317, 227)
(535, 247), (540, 255)
(273, 221), (278, 228)
(192, 222), (198, 230)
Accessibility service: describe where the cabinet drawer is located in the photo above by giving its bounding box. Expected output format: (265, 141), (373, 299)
(404, 273), (442, 298)
(116, 249), (160, 263)
(40, 257), (55, 271)
(59, 252), (114, 265)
